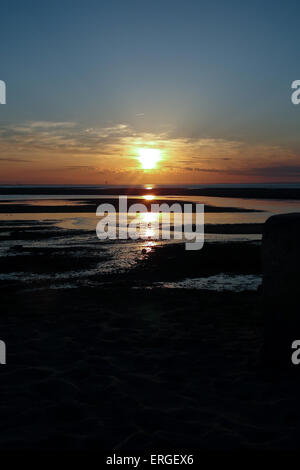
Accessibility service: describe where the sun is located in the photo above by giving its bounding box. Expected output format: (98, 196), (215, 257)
(138, 148), (161, 169)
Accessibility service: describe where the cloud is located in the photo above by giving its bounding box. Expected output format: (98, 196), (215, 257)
(29, 121), (76, 129)
(184, 167), (226, 173)
(248, 165), (300, 177)
(1, 120), (300, 182)
(0, 121), (137, 157)
(0, 157), (32, 162)
(64, 165), (98, 171)
(183, 164), (300, 178)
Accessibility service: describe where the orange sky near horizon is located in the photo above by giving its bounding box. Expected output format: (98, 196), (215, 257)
(0, 121), (299, 185)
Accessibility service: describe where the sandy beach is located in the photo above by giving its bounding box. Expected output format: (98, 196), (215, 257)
(0, 227), (298, 450)
(1, 284), (300, 450)
(0, 188), (299, 450)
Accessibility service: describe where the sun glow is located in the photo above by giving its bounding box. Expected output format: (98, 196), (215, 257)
(141, 211), (158, 222)
(138, 148), (161, 169)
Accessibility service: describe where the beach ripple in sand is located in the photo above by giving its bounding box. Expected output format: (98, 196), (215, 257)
(1, 288), (300, 450)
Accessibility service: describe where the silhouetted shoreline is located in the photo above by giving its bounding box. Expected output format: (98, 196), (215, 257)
(0, 186), (300, 199)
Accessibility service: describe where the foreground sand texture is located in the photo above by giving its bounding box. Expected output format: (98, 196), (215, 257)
(2, 286), (300, 450)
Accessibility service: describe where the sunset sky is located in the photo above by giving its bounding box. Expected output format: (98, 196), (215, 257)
(1, 0), (300, 184)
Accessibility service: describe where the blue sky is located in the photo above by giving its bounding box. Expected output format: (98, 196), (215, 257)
(1, 0), (300, 183)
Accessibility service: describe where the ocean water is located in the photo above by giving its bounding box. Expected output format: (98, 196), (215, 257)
(0, 184), (299, 291)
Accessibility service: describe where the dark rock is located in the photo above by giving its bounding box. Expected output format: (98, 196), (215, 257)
(262, 213), (300, 367)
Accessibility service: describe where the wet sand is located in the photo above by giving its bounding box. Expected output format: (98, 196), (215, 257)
(0, 222), (263, 244)
(0, 216), (262, 289)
